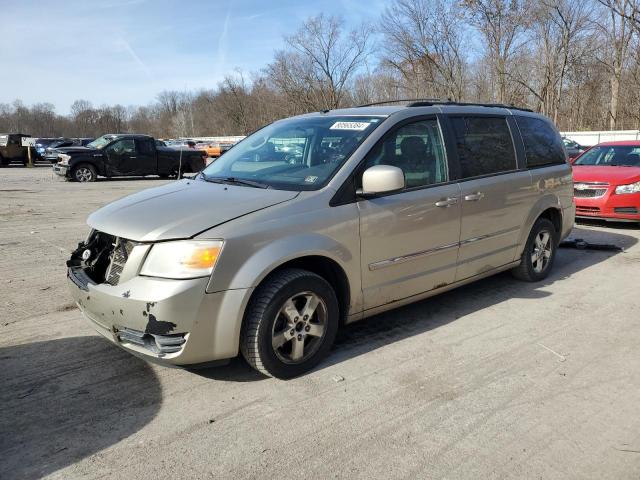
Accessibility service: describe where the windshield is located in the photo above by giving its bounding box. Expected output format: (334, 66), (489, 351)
(574, 146), (640, 167)
(86, 135), (117, 150)
(200, 116), (384, 190)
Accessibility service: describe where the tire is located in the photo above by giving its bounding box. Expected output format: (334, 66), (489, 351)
(511, 218), (558, 282)
(71, 163), (97, 182)
(170, 167), (182, 179)
(240, 268), (339, 379)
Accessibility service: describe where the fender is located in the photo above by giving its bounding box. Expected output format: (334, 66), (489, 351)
(68, 155), (107, 176)
(516, 193), (563, 257)
(205, 232), (361, 313)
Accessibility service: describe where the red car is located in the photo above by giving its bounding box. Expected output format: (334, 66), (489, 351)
(572, 141), (640, 222)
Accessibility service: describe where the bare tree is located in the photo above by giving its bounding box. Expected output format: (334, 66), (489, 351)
(509, 0), (592, 124)
(462, 0), (530, 104)
(379, 0), (467, 100)
(597, 0), (638, 128)
(267, 14), (372, 110)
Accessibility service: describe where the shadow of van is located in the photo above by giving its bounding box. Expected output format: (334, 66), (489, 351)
(197, 225), (636, 380)
(0, 336), (162, 480)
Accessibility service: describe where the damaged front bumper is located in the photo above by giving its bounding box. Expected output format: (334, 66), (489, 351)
(67, 266), (252, 366)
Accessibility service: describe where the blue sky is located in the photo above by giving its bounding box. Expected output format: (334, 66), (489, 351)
(0, 0), (387, 114)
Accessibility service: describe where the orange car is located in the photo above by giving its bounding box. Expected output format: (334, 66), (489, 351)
(196, 142), (235, 159)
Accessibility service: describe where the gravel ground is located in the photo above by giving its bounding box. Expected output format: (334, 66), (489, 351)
(1, 167), (640, 480)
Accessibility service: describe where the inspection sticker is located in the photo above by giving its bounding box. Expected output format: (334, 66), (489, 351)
(304, 175), (319, 183)
(330, 121), (370, 131)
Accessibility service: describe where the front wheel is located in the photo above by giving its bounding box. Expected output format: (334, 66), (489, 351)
(511, 217), (558, 282)
(240, 269), (339, 379)
(72, 164), (97, 182)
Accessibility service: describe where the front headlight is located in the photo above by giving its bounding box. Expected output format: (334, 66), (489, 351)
(140, 240), (224, 279)
(615, 181), (640, 194)
(58, 154), (71, 165)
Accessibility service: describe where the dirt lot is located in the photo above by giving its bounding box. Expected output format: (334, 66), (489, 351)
(1, 167), (640, 480)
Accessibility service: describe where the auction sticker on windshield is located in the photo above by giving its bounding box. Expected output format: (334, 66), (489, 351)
(330, 121), (371, 131)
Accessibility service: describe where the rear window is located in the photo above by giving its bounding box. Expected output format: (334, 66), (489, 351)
(450, 116), (517, 178)
(516, 116), (565, 167)
(0, 135), (7, 147)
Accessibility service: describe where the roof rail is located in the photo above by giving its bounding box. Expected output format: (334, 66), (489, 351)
(354, 98), (449, 108)
(407, 100), (533, 112)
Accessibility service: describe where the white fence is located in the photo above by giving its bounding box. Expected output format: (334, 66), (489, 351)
(179, 136), (246, 144)
(561, 130), (640, 147)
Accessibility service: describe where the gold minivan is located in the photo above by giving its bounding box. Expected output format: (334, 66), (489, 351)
(66, 101), (574, 378)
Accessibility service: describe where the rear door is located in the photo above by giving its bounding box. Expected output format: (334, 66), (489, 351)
(135, 138), (158, 175)
(447, 115), (532, 281)
(358, 116), (462, 310)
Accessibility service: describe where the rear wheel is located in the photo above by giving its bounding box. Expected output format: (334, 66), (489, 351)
(240, 268), (339, 379)
(511, 218), (558, 282)
(72, 164), (96, 182)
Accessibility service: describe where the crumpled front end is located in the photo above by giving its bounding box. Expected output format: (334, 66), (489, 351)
(66, 230), (252, 365)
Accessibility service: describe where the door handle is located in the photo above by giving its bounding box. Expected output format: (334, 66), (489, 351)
(435, 197), (458, 207)
(129, 156), (137, 159)
(464, 192), (484, 201)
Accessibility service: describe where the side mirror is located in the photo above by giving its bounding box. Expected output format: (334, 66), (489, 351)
(358, 165), (405, 197)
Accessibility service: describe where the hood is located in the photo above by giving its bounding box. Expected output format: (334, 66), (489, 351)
(88, 178), (300, 242)
(57, 146), (97, 154)
(572, 165), (640, 185)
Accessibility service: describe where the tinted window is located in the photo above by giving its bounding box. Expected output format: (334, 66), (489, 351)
(138, 138), (155, 154)
(516, 116), (565, 167)
(362, 118), (448, 188)
(450, 117), (516, 178)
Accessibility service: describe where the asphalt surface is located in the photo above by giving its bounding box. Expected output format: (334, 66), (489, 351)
(1, 167), (640, 479)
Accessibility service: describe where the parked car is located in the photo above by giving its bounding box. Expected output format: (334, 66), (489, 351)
(44, 138), (95, 163)
(43, 138), (73, 162)
(52, 133), (207, 182)
(0, 133), (31, 166)
(562, 137), (586, 160)
(35, 138), (62, 159)
(65, 101), (574, 378)
(197, 141), (236, 159)
(572, 141), (640, 222)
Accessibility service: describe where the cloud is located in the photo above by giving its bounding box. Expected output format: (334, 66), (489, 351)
(216, 8), (232, 69)
(115, 37), (153, 79)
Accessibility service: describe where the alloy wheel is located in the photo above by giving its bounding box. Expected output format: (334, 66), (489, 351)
(75, 167), (93, 182)
(531, 230), (552, 273)
(271, 291), (327, 364)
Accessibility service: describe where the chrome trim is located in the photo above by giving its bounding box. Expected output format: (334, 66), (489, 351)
(369, 242), (459, 271)
(369, 226), (521, 271)
(460, 226), (519, 245)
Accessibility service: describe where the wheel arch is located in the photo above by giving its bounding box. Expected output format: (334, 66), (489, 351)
(261, 255), (351, 324)
(206, 234), (357, 323)
(71, 159), (102, 177)
(517, 195), (564, 257)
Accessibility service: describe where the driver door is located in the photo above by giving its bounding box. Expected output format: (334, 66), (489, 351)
(358, 117), (462, 310)
(105, 138), (137, 176)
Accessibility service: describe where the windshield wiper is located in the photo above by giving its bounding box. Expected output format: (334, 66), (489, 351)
(203, 175), (269, 189)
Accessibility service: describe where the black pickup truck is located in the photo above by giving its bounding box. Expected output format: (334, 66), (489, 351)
(52, 134), (206, 182)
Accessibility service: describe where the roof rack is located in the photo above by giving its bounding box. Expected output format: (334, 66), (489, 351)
(354, 98), (449, 108)
(353, 98), (533, 112)
(406, 100), (533, 112)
